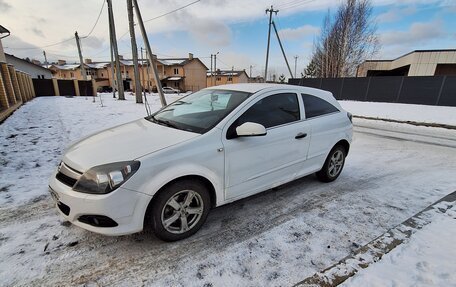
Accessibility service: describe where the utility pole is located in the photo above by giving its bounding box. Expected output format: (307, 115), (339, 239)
(210, 54), (213, 86)
(144, 49), (151, 92)
(271, 21), (293, 78)
(43, 51), (48, 66)
(140, 48), (146, 97)
(107, 0), (125, 100)
(213, 52), (219, 86)
(264, 5), (278, 82)
(74, 31), (87, 81)
(294, 55), (298, 78)
(133, 0), (166, 106)
(109, 33), (116, 98)
(127, 0), (142, 103)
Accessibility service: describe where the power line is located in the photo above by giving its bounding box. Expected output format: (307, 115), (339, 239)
(5, 38), (74, 50)
(88, 1), (201, 59)
(6, 0), (105, 50)
(143, 0), (201, 23)
(279, 0), (316, 11)
(81, 0), (106, 39)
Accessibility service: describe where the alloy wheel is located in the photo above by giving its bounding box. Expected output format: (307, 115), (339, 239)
(160, 190), (204, 234)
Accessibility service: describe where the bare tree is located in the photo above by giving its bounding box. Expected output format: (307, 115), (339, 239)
(311, 0), (379, 78)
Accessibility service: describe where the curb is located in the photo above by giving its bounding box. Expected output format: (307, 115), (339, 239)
(294, 191), (456, 287)
(353, 115), (456, 130)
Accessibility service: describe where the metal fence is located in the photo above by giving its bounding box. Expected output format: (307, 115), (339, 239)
(288, 75), (456, 107)
(32, 79), (94, 97)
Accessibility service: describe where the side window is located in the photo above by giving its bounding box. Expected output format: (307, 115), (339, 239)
(237, 93), (300, 128)
(301, 94), (339, 119)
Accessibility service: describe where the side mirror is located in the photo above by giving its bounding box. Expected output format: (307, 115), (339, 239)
(236, 122), (267, 137)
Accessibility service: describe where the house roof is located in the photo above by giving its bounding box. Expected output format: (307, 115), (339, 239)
(86, 62), (109, 69)
(53, 64), (81, 70)
(365, 49), (456, 62)
(5, 53), (52, 73)
(157, 59), (189, 66)
(207, 70), (248, 77)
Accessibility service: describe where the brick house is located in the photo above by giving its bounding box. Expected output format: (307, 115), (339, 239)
(46, 53), (208, 93)
(206, 70), (249, 87)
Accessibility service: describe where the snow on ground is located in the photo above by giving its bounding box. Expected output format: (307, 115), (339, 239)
(343, 203), (456, 287)
(340, 101), (456, 125)
(0, 94), (455, 286)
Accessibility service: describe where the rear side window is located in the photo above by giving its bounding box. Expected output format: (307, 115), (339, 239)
(301, 93), (339, 119)
(237, 93), (300, 128)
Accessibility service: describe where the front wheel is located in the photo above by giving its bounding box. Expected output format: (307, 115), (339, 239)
(150, 179), (210, 241)
(316, 145), (346, 182)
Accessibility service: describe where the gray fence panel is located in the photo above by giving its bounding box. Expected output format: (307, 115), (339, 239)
(32, 79), (55, 96)
(437, 76), (456, 106)
(366, 77), (402, 103)
(321, 78), (343, 100)
(298, 78), (321, 88)
(398, 76), (442, 105)
(57, 80), (76, 96)
(78, 80), (94, 96)
(340, 77), (369, 101)
(289, 76), (455, 107)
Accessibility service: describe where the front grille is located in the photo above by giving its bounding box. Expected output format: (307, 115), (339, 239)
(55, 162), (82, 187)
(57, 201), (70, 216)
(56, 172), (77, 187)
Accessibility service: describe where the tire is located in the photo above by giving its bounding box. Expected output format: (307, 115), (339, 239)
(316, 145), (346, 182)
(150, 179), (211, 241)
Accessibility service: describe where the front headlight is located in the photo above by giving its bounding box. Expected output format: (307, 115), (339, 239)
(73, 161), (140, 194)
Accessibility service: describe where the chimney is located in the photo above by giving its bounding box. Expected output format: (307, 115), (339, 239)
(31, 59), (41, 65)
(188, 53), (193, 60)
(85, 58), (92, 64)
(118, 55), (124, 60)
(57, 59), (66, 65)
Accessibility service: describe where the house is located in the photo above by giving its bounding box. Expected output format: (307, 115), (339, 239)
(46, 59), (99, 80)
(158, 54), (208, 92)
(357, 49), (456, 77)
(5, 53), (52, 79)
(104, 53), (208, 92)
(206, 70), (249, 87)
(45, 53), (208, 93)
(249, 76), (265, 83)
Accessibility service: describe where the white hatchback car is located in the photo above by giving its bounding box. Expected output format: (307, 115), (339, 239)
(49, 84), (353, 241)
(162, 87), (180, 94)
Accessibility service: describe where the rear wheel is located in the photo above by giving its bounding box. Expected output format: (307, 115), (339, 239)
(150, 179), (210, 241)
(316, 145), (346, 182)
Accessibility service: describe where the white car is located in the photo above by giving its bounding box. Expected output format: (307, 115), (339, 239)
(49, 83), (353, 241)
(162, 87), (180, 94)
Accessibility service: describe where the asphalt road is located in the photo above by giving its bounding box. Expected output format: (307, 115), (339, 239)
(1, 118), (456, 286)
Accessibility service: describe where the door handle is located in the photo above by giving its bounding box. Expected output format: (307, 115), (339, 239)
(295, 132), (307, 139)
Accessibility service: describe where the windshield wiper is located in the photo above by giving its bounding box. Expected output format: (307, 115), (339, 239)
(150, 115), (180, 130)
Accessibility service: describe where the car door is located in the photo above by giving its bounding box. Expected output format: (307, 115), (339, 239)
(221, 90), (311, 200)
(297, 93), (342, 175)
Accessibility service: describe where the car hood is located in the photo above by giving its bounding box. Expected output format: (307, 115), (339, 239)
(62, 118), (199, 172)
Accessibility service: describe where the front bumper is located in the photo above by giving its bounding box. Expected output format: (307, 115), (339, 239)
(49, 171), (152, 236)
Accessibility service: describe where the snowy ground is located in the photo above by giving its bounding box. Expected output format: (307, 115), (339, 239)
(340, 101), (456, 126)
(0, 93), (455, 286)
(342, 202), (456, 287)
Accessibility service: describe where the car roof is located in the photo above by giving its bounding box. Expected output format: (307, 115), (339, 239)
(204, 83), (341, 109)
(205, 83), (285, 93)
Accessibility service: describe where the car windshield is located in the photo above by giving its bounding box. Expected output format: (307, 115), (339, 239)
(146, 89), (252, 134)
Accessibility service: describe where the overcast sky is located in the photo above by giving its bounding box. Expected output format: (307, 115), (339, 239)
(1, 0), (455, 78)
